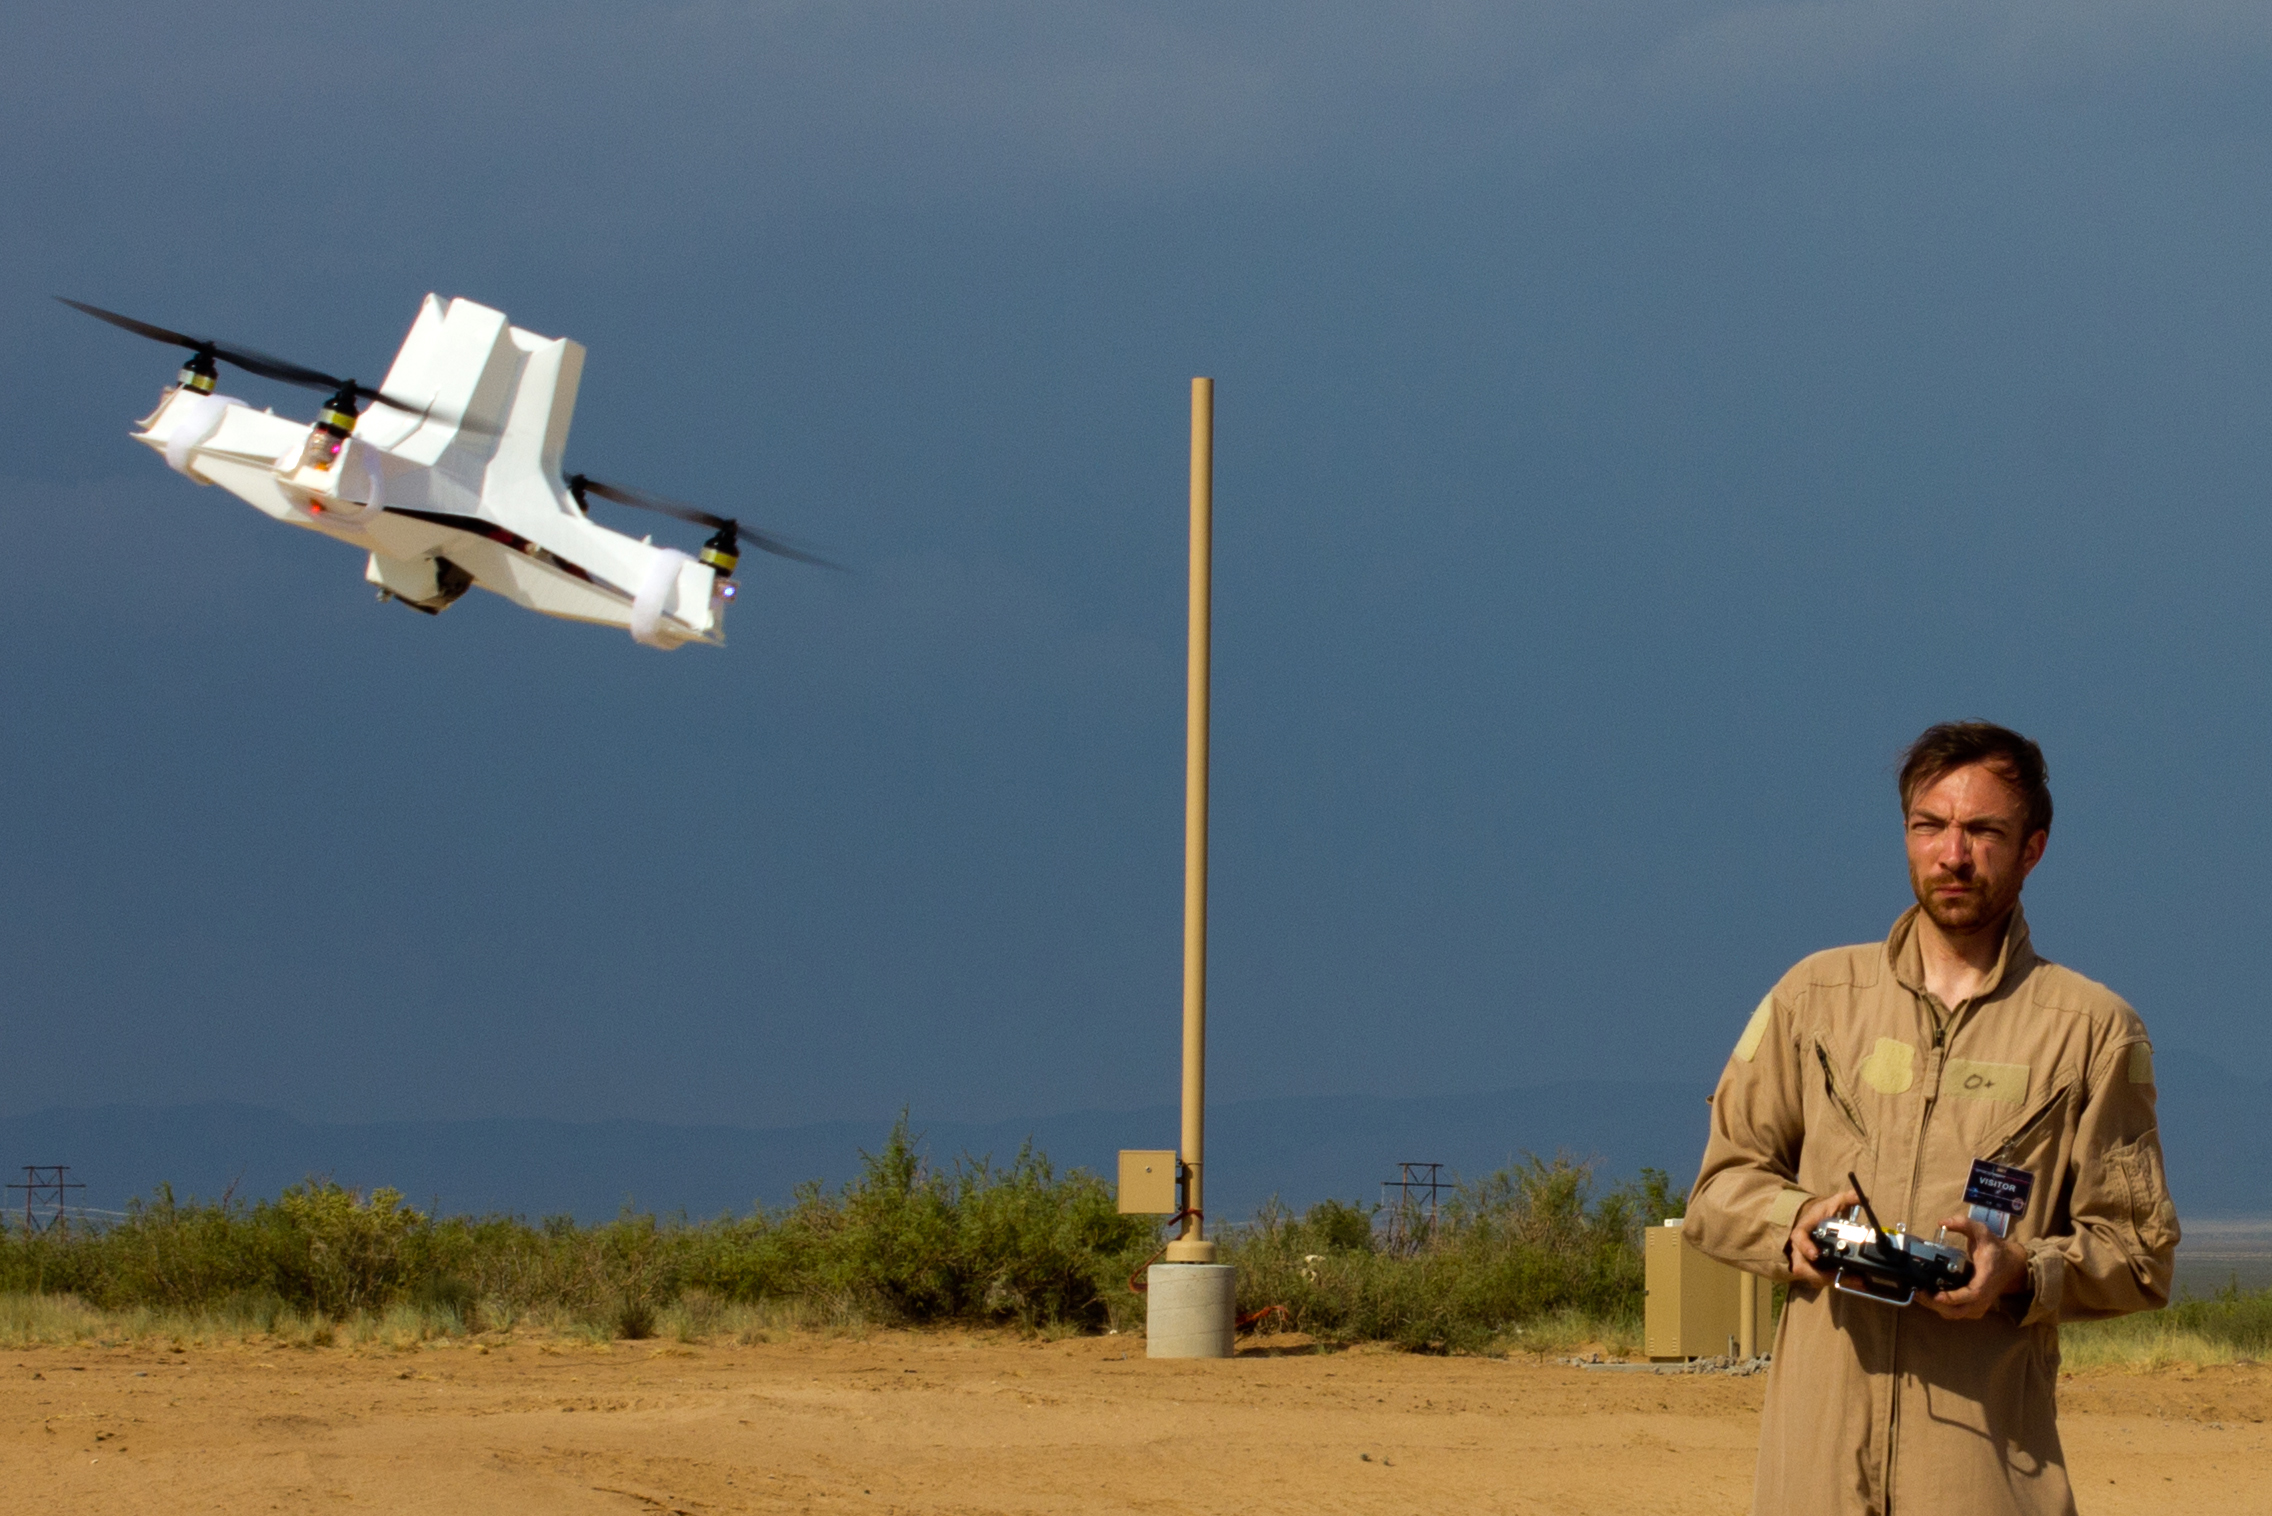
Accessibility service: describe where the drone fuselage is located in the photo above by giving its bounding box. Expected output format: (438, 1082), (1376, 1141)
(134, 295), (727, 649)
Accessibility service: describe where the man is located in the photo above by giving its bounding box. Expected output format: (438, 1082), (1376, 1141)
(1684, 722), (2178, 1515)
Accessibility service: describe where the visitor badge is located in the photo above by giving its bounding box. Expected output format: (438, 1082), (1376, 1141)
(1964, 1158), (2034, 1218)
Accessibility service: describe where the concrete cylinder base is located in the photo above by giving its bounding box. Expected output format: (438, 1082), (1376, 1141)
(1146, 1263), (1237, 1359)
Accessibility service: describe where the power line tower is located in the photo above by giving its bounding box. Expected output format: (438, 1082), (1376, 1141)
(7, 1166), (85, 1234)
(1380, 1161), (1446, 1252)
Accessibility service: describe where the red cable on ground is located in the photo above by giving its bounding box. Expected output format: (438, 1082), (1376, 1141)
(1124, 1222), (1292, 1336)
(1127, 1210), (1201, 1293)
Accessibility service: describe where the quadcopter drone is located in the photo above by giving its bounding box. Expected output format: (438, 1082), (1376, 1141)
(62, 294), (835, 649)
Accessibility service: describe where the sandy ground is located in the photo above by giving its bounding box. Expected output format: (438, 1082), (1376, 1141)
(4, 1331), (2267, 1514)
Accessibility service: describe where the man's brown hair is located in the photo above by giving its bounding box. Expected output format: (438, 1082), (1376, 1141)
(1898, 721), (2053, 839)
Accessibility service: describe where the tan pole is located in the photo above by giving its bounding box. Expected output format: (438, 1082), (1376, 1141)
(1739, 1272), (1757, 1359)
(1167, 376), (1216, 1263)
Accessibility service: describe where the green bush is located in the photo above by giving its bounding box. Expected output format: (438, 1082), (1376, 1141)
(1224, 1156), (1678, 1351)
(0, 1118), (1154, 1336)
(2059, 1276), (2272, 1368)
(3, 1135), (2265, 1361)
(0, 1140), (1688, 1350)
(682, 1122), (1158, 1328)
(2158, 1278), (2272, 1353)
(1300, 1199), (1377, 1254)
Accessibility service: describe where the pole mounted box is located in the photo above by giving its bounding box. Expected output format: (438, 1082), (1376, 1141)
(1117, 1150), (1180, 1215)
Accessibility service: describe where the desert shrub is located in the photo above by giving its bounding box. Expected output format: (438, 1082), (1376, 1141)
(2061, 1278), (2272, 1368)
(3, 1136), (2265, 1360)
(0, 1117), (1152, 1335)
(2159, 1278), (2272, 1352)
(268, 1184), (426, 1314)
(0, 1181), (433, 1315)
(1299, 1199), (1378, 1254)
(685, 1121), (1155, 1328)
(611, 1294), (659, 1339)
(1224, 1157), (1680, 1351)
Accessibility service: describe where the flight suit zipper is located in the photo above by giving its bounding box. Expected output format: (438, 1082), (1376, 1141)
(1907, 995), (1958, 1220)
(1889, 994), (1958, 1516)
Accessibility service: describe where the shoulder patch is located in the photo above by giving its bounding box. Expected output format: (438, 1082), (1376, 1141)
(2127, 1043), (2154, 1085)
(1734, 995), (1776, 1063)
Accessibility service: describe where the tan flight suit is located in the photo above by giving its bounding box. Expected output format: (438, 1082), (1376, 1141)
(1685, 906), (2178, 1516)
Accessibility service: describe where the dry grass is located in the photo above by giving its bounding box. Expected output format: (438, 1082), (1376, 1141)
(2058, 1327), (2247, 1371)
(0, 1291), (340, 1349)
(0, 1290), (894, 1354)
(2054, 1283), (2272, 1371)
(1481, 1306), (1646, 1360)
(9, 1286), (2258, 1374)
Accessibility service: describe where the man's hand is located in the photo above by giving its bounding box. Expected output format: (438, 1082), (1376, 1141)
(1917, 1214), (2030, 1320)
(1787, 1188), (1859, 1289)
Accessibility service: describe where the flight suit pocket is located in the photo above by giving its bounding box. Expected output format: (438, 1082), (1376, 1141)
(1987, 1080), (2071, 1168)
(1814, 1041), (1872, 1141)
(2110, 1134), (2179, 1254)
(1955, 1082), (2070, 1234)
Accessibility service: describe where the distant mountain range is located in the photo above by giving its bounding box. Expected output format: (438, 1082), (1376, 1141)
(0, 1050), (2260, 1223)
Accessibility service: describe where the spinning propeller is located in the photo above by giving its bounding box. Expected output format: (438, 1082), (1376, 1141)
(58, 297), (435, 421)
(566, 473), (842, 577)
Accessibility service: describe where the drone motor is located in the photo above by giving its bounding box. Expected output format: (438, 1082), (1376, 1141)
(178, 348), (219, 396)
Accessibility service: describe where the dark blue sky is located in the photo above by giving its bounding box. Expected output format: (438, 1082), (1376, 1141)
(5, 3), (2272, 1133)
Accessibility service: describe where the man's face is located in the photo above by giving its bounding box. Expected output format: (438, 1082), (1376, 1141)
(1904, 762), (2047, 935)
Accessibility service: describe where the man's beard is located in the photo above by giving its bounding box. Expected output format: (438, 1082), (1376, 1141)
(1911, 867), (2019, 934)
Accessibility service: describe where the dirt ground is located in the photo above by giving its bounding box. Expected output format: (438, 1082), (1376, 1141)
(4, 1331), (2267, 1514)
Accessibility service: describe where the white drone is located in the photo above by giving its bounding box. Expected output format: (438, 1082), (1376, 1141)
(63, 294), (835, 649)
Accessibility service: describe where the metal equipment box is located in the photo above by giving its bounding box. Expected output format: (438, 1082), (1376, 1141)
(1117, 1150), (1180, 1214)
(1645, 1219), (1774, 1360)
